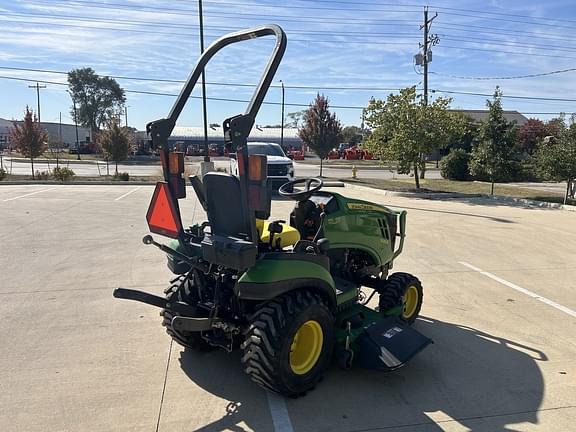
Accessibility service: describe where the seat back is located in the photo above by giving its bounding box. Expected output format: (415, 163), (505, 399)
(204, 172), (251, 238)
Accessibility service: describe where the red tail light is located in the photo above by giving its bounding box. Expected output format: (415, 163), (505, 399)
(146, 182), (183, 239)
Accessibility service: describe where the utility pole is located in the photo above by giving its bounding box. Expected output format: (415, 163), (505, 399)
(27, 82), (46, 179)
(28, 82), (46, 124)
(57, 112), (62, 168)
(279, 80), (285, 149)
(198, 0), (213, 176)
(71, 95), (81, 160)
(417, 7), (439, 175)
(124, 106), (129, 128)
(419, 6), (438, 107)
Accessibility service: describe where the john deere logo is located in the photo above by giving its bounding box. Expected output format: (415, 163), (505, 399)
(347, 203), (382, 211)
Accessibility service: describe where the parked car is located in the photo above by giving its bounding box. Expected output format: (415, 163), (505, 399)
(230, 142), (295, 190)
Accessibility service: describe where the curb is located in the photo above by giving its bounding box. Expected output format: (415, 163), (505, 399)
(343, 182), (576, 212)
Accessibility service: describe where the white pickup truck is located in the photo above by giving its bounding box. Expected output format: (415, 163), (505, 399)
(230, 142), (295, 190)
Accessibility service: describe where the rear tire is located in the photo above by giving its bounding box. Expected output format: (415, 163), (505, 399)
(378, 272), (423, 324)
(161, 276), (212, 351)
(241, 290), (334, 397)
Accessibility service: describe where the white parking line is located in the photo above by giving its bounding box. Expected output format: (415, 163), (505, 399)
(114, 186), (143, 201)
(459, 261), (576, 319)
(2, 187), (57, 202)
(267, 391), (294, 432)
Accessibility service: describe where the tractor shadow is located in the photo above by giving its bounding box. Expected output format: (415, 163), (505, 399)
(178, 317), (546, 432)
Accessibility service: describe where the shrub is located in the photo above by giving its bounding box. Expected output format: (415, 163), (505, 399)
(114, 171), (130, 181)
(0, 168), (6, 181)
(35, 170), (50, 180)
(509, 160), (542, 182)
(53, 166), (76, 182)
(440, 149), (470, 180)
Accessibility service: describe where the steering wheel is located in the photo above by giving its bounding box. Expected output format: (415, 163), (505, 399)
(278, 178), (323, 201)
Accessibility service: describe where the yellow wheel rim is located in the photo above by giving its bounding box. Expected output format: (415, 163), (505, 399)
(289, 320), (323, 375)
(402, 285), (419, 319)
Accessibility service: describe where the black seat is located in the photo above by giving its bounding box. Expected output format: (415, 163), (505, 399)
(204, 172), (250, 238)
(202, 173), (257, 270)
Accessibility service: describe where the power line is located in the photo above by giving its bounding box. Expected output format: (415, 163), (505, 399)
(4, 8), (575, 54)
(433, 88), (576, 102)
(435, 23), (572, 42)
(0, 11), (422, 38)
(431, 68), (576, 80)
(438, 11), (576, 30)
(5, 9), (574, 47)
(0, 66), (415, 91)
(439, 45), (576, 61)
(34, 0), (576, 27)
(22, 0), (417, 24)
(0, 74), (369, 109)
(5, 16), (576, 59)
(439, 34), (576, 53)
(2, 73), (576, 105)
(0, 17), (417, 46)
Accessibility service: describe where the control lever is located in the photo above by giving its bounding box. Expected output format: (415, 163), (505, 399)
(142, 234), (194, 265)
(312, 212), (326, 243)
(268, 220), (285, 249)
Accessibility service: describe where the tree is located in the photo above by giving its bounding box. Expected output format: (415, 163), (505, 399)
(286, 110), (306, 128)
(9, 107), (48, 179)
(299, 94), (342, 177)
(363, 86), (464, 188)
(68, 68), (126, 138)
(469, 87), (518, 194)
(100, 120), (131, 175)
(517, 118), (549, 155)
(341, 125), (363, 146)
(536, 118), (576, 204)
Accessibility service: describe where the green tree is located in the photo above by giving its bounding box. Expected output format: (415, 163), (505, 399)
(68, 68), (126, 138)
(299, 94), (342, 177)
(341, 125), (363, 146)
(363, 86), (464, 188)
(536, 118), (576, 204)
(469, 87), (518, 194)
(9, 107), (48, 179)
(100, 120), (131, 175)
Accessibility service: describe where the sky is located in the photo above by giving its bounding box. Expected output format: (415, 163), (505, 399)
(1, 0), (576, 131)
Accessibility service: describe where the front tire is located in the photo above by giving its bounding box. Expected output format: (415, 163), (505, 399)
(241, 290), (334, 397)
(378, 272), (423, 324)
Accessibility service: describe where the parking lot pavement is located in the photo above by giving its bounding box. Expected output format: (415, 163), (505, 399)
(1, 184), (575, 432)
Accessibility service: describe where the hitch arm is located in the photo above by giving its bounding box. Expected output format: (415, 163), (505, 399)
(113, 288), (198, 316)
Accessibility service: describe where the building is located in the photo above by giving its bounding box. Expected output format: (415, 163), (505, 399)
(136, 125), (302, 155)
(0, 117), (91, 150)
(452, 110), (529, 127)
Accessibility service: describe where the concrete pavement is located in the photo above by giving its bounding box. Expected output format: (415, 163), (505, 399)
(1, 184), (575, 431)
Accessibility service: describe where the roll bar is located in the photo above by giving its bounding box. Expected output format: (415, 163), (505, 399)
(146, 24), (287, 155)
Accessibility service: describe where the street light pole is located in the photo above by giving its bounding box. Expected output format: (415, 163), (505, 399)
(279, 80), (285, 149)
(199, 0), (209, 163)
(69, 92), (81, 160)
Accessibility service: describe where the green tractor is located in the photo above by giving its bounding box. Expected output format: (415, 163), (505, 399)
(114, 25), (431, 397)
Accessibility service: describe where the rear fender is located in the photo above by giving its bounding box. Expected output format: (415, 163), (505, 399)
(235, 258), (336, 309)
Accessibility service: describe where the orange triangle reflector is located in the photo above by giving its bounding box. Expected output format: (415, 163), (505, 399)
(146, 182), (183, 239)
